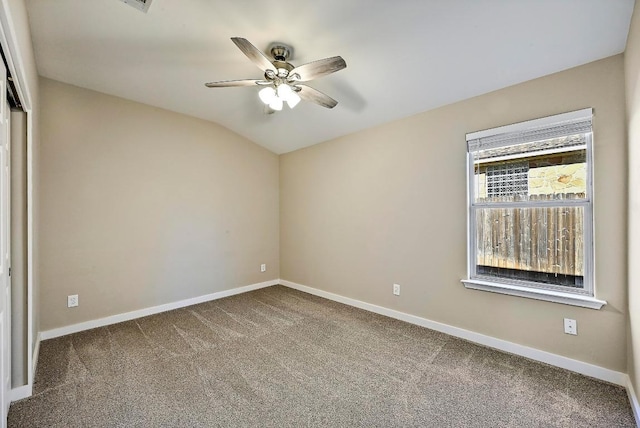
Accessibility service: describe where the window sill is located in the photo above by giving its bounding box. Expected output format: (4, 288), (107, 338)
(461, 279), (606, 310)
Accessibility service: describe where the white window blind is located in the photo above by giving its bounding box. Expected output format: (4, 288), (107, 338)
(467, 108), (593, 152)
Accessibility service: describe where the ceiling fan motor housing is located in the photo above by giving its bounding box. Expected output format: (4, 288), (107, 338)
(267, 42), (293, 62)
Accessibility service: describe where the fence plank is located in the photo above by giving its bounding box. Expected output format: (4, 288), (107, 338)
(476, 193), (584, 276)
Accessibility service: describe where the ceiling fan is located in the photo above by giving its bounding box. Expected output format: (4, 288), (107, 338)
(205, 37), (347, 111)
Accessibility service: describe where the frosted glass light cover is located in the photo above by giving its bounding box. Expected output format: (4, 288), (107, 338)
(269, 97), (283, 111)
(286, 92), (301, 108)
(258, 87), (277, 104)
(277, 84), (292, 97)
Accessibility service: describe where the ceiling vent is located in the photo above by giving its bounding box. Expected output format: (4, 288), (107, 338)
(118, 0), (152, 13)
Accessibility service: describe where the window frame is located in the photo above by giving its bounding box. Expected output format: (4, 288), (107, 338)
(462, 109), (606, 310)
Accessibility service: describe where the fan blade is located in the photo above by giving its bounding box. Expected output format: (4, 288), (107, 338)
(289, 56), (346, 82)
(205, 79), (261, 88)
(296, 85), (338, 109)
(231, 37), (275, 72)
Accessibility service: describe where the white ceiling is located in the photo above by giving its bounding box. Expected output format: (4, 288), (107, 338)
(25, 0), (634, 154)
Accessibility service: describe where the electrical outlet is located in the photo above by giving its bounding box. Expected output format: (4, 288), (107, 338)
(67, 294), (79, 308)
(563, 318), (577, 335)
(393, 283), (400, 296)
(260, 263), (266, 272)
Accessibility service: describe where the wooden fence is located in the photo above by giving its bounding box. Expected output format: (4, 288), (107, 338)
(476, 193), (584, 276)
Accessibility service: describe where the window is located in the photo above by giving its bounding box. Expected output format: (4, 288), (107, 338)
(462, 109), (606, 309)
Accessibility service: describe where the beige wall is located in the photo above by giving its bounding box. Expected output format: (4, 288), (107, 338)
(281, 55), (628, 372)
(39, 78), (279, 331)
(626, 0), (640, 401)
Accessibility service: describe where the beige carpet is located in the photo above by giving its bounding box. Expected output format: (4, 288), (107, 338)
(9, 285), (636, 427)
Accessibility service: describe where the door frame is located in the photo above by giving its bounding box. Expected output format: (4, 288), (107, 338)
(0, 0), (35, 400)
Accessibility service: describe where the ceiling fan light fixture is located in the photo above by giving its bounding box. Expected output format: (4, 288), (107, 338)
(258, 87), (277, 104)
(277, 84), (301, 109)
(277, 83), (293, 98)
(269, 97), (283, 111)
(286, 92), (301, 109)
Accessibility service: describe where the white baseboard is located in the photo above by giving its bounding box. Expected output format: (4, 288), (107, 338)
(280, 279), (627, 387)
(10, 384), (31, 402)
(32, 331), (41, 381)
(9, 332), (41, 403)
(40, 279), (279, 340)
(628, 377), (640, 427)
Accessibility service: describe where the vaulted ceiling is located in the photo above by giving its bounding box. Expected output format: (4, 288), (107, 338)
(25, 0), (635, 153)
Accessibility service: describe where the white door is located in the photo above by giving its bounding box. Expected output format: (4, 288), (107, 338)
(0, 60), (10, 427)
